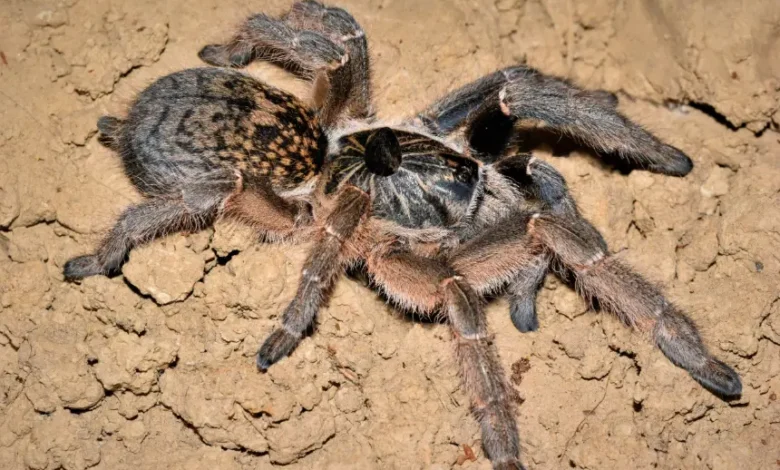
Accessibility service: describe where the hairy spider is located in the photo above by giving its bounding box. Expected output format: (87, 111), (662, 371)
(63, 2), (741, 468)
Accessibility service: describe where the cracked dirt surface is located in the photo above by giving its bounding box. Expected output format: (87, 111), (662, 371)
(1, 0), (779, 469)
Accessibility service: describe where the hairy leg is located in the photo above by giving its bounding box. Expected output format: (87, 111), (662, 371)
(418, 67), (615, 136)
(419, 66), (692, 176)
(198, 13), (348, 125)
(96, 115), (124, 152)
(198, 11), (344, 72)
(256, 186), (369, 369)
(283, 1), (373, 119)
(417, 68), (509, 136)
(199, 3), (371, 124)
(506, 253), (549, 332)
(491, 154), (577, 332)
(493, 153), (579, 217)
(366, 248), (524, 469)
(534, 213), (740, 396)
(63, 182), (229, 280)
(445, 277), (523, 470)
(451, 211), (741, 398)
(223, 174), (313, 241)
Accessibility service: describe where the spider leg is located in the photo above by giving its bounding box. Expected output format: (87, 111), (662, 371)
(493, 153), (581, 217)
(417, 68), (509, 137)
(198, 12), (343, 72)
(64, 170), (309, 281)
(283, 1), (373, 119)
(96, 116), (124, 152)
(491, 153), (579, 332)
(63, 181), (234, 281)
(199, 4), (371, 124)
(506, 253), (549, 332)
(533, 213), (741, 397)
(366, 249), (524, 470)
(256, 186), (369, 370)
(450, 211), (742, 398)
(417, 67), (615, 143)
(223, 174), (313, 241)
(419, 66), (692, 176)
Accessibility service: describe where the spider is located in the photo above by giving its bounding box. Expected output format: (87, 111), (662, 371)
(63, 2), (741, 468)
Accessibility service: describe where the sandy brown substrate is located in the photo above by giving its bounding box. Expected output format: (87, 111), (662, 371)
(1, 1), (778, 469)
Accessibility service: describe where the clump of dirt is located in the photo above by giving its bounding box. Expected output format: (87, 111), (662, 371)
(1, 0), (778, 469)
(511, 358), (531, 386)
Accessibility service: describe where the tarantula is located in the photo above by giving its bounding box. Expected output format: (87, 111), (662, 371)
(63, 2), (741, 468)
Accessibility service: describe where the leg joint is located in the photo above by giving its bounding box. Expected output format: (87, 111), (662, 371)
(575, 251), (607, 272)
(439, 274), (464, 288)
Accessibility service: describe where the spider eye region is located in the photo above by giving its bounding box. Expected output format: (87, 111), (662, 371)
(364, 127), (402, 176)
(328, 128), (480, 228)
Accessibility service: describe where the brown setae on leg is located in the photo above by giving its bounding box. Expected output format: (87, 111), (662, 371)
(449, 210), (741, 399)
(256, 186), (370, 370)
(366, 247), (525, 469)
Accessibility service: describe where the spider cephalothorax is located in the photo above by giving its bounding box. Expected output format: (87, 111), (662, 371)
(326, 126), (481, 228)
(63, 2), (740, 469)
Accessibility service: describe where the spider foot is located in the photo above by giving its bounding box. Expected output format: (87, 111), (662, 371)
(509, 297), (539, 333)
(647, 144), (694, 177)
(689, 358), (742, 399)
(198, 44), (253, 68)
(96, 115), (124, 152)
(63, 255), (105, 281)
(256, 328), (301, 371)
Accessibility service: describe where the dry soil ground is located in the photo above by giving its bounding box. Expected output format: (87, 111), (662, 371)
(1, 0), (779, 469)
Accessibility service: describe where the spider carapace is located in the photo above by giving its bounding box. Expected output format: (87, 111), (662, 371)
(327, 127), (480, 229)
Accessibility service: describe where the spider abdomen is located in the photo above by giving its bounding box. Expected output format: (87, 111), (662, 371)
(113, 67), (326, 195)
